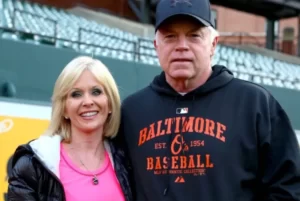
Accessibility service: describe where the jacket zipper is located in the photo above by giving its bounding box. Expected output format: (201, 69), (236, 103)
(33, 154), (66, 201)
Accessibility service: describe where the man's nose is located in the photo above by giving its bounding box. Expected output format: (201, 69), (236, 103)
(175, 36), (189, 51)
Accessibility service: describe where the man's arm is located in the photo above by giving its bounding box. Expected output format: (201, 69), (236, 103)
(258, 100), (300, 200)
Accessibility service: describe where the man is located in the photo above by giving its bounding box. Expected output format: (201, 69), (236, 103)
(118, 0), (300, 200)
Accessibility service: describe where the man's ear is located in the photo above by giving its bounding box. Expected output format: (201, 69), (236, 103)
(210, 36), (219, 57)
(154, 39), (158, 49)
(154, 31), (160, 50)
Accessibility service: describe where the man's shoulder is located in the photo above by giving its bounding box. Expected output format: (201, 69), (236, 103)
(230, 77), (273, 98)
(122, 85), (153, 107)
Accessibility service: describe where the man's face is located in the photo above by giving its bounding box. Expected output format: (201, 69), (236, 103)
(154, 16), (217, 82)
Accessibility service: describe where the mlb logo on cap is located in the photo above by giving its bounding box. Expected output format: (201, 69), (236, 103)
(176, 108), (189, 114)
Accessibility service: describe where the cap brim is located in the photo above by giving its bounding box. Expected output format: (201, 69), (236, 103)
(155, 13), (211, 32)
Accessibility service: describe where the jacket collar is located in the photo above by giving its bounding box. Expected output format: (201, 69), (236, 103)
(29, 135), (114, 179)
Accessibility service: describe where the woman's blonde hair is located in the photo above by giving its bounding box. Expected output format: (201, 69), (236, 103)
(44, 56), (121, 141)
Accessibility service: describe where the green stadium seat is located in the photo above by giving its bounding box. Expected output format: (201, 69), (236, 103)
(1, 32), (18, 40)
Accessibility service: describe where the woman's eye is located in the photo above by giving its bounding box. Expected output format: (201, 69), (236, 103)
(92, 88), (102, 95)
(71, 91), (81, 98)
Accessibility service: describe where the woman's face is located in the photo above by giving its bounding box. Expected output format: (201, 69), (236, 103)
(64, 70), (110, 135)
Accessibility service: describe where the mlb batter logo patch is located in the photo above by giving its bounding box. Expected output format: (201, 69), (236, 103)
(176, 108), (188, 114)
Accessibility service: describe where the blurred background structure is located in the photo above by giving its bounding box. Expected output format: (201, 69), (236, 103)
(0, 0), (300, 200)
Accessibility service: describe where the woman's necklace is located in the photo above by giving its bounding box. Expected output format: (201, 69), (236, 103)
(78, 158), (100, 185)
(70, 143), (103, 185)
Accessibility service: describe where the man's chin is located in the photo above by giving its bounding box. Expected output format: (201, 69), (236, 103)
(169, 70), (193, 80)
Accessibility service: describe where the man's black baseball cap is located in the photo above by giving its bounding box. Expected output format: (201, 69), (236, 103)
(155, 0), (215, 32)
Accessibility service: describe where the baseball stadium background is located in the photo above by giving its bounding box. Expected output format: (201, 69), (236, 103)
(0, 0), (300, 200)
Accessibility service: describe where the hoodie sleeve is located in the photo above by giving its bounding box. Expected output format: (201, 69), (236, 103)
(7, 155), (38, 201)
(258, 98), (300, 200)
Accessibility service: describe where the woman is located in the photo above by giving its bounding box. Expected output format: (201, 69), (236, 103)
(7, 56), (133, 201)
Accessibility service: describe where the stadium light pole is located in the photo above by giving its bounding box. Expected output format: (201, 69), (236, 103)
(266, 18), (275, 50)
(140, 0), (151, 24)
(128, 0), (151, 24)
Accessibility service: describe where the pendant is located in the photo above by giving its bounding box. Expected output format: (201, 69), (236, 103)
(92, 176), (99, 185)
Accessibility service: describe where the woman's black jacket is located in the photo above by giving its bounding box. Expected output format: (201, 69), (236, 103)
(7, 135), (134, 201)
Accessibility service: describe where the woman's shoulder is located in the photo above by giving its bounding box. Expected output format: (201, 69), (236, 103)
(12, 143), (34, 165)
(9, 143), (37, 179)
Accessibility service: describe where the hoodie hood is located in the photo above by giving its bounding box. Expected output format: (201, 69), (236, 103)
(150, 65), (234, 97)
